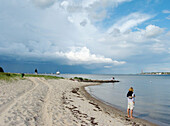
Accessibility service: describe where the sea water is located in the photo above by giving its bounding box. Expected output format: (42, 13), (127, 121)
(59, 74), (170, 126)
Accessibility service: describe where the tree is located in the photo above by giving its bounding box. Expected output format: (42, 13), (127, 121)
(35, 68), (38, 74)
(0, 67), (4, 72)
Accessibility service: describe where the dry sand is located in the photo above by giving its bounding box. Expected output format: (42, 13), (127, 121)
(0, 77), (157, 126)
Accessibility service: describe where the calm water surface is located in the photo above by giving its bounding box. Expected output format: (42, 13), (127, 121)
(59, 74), (170, 126)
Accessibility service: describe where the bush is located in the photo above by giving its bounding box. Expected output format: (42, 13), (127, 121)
(73, 77), (84, 81)
(84, 78), (89, 81)
(0, 67), (4, 72)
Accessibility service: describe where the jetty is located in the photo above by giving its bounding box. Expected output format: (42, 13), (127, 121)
(80, 79), (119, 83)
(70, 77), (119, 83)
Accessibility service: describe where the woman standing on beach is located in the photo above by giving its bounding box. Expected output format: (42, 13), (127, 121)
(127, 87), (135, 119)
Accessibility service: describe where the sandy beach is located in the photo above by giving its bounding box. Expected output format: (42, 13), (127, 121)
(0, 77), (157, 126)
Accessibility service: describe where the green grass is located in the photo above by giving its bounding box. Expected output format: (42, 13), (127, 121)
(0, 72), (21, 82)
(0, 72), (64, 82)
(24, 74), (64, 79)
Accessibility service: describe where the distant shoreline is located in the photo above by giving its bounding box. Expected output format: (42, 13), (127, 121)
(140, 72), (170, 75)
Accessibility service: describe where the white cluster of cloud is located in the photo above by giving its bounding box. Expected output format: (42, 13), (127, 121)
(108, 12), (153, 33)
(60, 0), (132, 24)
(96, 24), (166, 59)
(162, 10), (170, 20)
(162, 10), (170, 14)
(55, 47), (126, 65)
(142, 25), (164, 38)
(104, 66), (112, 68)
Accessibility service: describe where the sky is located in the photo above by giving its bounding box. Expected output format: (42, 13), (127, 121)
(0, 0), (170, 74)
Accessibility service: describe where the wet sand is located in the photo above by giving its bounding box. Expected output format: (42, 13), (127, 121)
(0, 77), (157, 126)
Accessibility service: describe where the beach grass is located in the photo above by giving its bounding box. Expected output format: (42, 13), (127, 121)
(24, 74), (64, 79)
(0, 72), (64, 82)
(0, 72), (21, 81)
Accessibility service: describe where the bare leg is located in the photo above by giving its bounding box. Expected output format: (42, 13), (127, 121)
(130, 109), (134, 119)
(127, 109), (130, 118)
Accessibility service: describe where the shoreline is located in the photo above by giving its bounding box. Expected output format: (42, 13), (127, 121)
(79, 82), (158, 126)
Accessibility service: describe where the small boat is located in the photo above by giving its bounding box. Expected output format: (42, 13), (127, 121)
(56, 71), (60, 75)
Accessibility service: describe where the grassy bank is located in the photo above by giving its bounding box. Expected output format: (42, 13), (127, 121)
(0, 73), (20, 81)
(25, 74), (64, 79)
(0, 72), (64, 81)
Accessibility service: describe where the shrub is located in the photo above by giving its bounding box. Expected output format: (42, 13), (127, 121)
(73, 77), (84, 81)
(84, 78), (89, 81)
(0, 67), (4, 72)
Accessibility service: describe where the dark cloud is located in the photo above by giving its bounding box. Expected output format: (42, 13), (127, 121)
(80, 19), (87, 26)
(31, 0), (56, 8)
(0, 57), (93, 74)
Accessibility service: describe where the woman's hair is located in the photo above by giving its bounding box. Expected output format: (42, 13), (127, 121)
(129, 87), (133, 92)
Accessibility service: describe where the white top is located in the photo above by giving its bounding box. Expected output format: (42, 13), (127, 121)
(128, 93), (135, 103)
